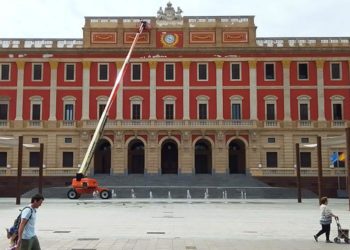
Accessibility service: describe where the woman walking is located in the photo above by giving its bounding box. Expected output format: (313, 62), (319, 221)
(314, 196), (338, 243)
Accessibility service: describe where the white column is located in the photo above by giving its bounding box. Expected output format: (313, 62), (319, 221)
(15, 61), (25, 120)
(249, 61), (257, 120)
(283, 60), (291, 121)
(82, 61), (91, 120)
(182, 61), (190, 120)
(116, 62), (123, 120)
(316, 60), (325, 121)
(149, 61), (157, 120)
(215, 61), (223, 120)
(48, 61), (58, 120)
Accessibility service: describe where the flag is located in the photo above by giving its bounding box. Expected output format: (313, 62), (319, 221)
(338, 153), (345, 161)
(329, 152), (338, 163)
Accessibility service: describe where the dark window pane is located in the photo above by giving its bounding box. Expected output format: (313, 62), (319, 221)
(99, 64), (108, 80)
(64, 104), (74, 120)
(132, 104), (141, 120)
(266, 152), (277, 168)
(331, 63), (340, 79)
(0, 104), (8, 120)
(332, 104), (342, 120)
(29, 152), (40, 167)
(267, 138), (275, 143)
(231, 64), (240, 80)
(1, 64), (10, 80)
(33, 64), (42, 80)
(99, 104), (106, 119)
(0, 152), (7, 167)
(198, 64), (207, 80)
(65, 64), (75, 81)
(301, 138), (309, 143)
(199, 103), (207, 119)
(132, 64), (141, 80)
(300, 152), (311, 167)
(64, 138), (72, 143)
(63, 152), (74, 167)
(299, 104), (308, 120)
(231, 103), (241, 120)
(265, 63), (275, 80)
(32, 104), (41, 120)
(165, 64), (174, 80)
(298, 63), (308, 79)
(266, 103), (275, 120)
(165, 104), (174, 119)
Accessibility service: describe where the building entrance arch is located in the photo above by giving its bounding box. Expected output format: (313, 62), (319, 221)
(128, 139), (145, 174)
(94, 138), (111, 174)
(194, 139), (212, 174)
(229, 139), (246, 174)
(161, 139), (178, 174)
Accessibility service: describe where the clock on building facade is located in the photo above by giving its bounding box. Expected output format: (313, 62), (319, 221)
(160, 32), (179, 47)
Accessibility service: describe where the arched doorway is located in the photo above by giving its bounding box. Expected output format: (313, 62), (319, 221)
(161, 139), (178, 174)
(229, 139), (246, 174)
(94, 138), (111, 174)
(128, 139), (145, 174)
(195, 139), (212, 174)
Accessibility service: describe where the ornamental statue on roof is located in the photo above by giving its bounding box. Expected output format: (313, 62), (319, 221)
(157, 2), (183, 21)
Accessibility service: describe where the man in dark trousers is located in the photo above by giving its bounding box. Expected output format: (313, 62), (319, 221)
(16, 193), (44, 250)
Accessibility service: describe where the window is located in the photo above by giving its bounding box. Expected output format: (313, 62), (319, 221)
(266, 152), (277, 168)
(264, 63), (275, 80)
(29, 152), (40, 167)
(0, 103), (8, 120)
(32, 138), (39, 143)
(98, 63), (108, 81)
(300, 152), (311, 168)
(131, 63), (141, 81)
(332, 152), (345, 168)
(301, 138), (309, 144)
(64, 138), (72, 143)
(231, 103), (241, 120)
(330, 62), (341, 80)
(62, 152), (74, 167)
(0, 63), (10, 81)
(132, 104), (141, 120)
(197, 63), (208, 81)
(165, 104), (174, 120)
(65, 64), (75, 81)
(230, 63), (241, 80)
(299, 103), (309, 120)
(64, 104), (74, 121)
(298, 63), (308, 80)
(98, 104), (106, 119)
(266, 103), (275, 120)
(332, 103), (342, 120)
(267, 138), (276, 143)
(164, 63), (175, 81)
(198, 103), (207, 119)
(32, 104), (41, 120)
(32, 63), (43, 81)
(0, 152), (7, 167)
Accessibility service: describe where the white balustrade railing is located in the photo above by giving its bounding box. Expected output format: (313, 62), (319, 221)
(250, 167), (347, 177)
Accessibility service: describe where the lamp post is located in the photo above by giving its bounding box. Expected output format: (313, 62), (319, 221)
(296, 143), (301, 203)
(38, 143), (44, 195)
(16, 136), (23, 205)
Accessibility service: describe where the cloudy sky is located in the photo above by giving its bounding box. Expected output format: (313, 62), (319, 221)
(0, 0), (349, 38)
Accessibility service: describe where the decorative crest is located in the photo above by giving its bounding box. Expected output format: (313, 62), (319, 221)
(157, 2), (183, 21)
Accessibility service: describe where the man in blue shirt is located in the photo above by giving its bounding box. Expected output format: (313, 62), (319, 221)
(16, 193), (44, 250)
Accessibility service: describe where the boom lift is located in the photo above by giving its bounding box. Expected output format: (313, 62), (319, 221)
(67, 21), (149, 199)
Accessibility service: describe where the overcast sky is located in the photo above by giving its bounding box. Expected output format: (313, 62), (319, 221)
(0, 0), (349, 38)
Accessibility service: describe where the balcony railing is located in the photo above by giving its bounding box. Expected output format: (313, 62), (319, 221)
(27, 120), (43, 128)
(60, 120), (76, 128)
(331, 120), (346, 128)
(250, 167), (347, 177)
(1, 167), (78, 176)
(264, 120), (279, 128)
(298, 120), (312, 128)
(0, 120), (9, 128)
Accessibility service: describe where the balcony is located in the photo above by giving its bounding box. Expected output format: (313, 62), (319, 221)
(27, 120), (43, 128)
(250, 167), (347, 177)
(331, 120), (346, 128)
(297, 120), (313, 128)
(0, 120), (9, 128)
(0, 167), (78, 176)
(59, 120), (77, 128)
(264, 120), (279, 128)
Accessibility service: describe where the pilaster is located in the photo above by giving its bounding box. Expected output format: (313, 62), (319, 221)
(249, 60), (257, 120)
(215, 61), (224, 120)
(82, 61), (91, 120)
(282, 60), (291, 121)
(316, 60), (325, 121)
(15, 61), (25, 121)
(116, 61), (124, 120)
(48, 61), (58, 121)
(182, 61), (191, 120)
(149, 61), (157, 120)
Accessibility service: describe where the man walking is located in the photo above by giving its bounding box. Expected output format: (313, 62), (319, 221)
(16, 193), (44, 250)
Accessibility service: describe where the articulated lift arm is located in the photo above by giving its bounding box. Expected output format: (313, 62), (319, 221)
(76, 21), (148, 181)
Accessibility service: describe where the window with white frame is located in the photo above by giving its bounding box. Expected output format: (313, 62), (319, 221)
(230, 95), (243, 120)
(0, 63), (10, 81)
(264, 95), (277, 120)
(0, 97), (9, 120)
(230, 63), (241, 80)
(32, 63), (43, 81)
(30, 96), (43, 120)
(197, 63), (208, 81)
(163, 96), (176, 120)
(164, 63), (175, 81)
(196, 95), (209, 119)
(65, 63), (75, 81)
(330, 62), (341, 80)
(98, 63), (109, 81)
(63, 96), (76, 121)
(130, 96), (143, 120)
(96, 96), (107, 119)
(297, 95), (311, 120)
(131, 63), (142, 81)
(331, 95), (344, 120)
(297, 62), (308, 80)
(0, 152), (7, 167)
(264, 63), (275, 80)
